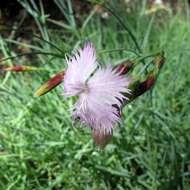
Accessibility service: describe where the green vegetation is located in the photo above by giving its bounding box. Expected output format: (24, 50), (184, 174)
(0, 1), (190, 189)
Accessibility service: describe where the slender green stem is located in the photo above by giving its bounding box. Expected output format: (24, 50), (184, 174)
(104, 5), (142, 53)
(0, 51), (64, 63)
(0, 28), (65, 54)
(97, 48), (140, 56)
(32, 34), (65, 54)
(136, 52), (161, 62)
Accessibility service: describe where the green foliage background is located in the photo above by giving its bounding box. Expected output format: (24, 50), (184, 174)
(0, 0), (190, 189)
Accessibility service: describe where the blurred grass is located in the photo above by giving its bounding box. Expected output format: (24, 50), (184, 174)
(0, 0), (190, 189)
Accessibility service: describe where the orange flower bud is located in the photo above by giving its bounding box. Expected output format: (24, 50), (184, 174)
(35, 71), (65, 96)
(0, 65), (39, 72)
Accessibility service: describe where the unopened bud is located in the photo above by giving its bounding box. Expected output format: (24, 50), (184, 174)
(35, 71), (65, 96)
(0, 65), (38, 72)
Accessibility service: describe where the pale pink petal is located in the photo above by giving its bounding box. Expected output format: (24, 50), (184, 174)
(73, 66), (131, 134)
(64, 42), (97, 96)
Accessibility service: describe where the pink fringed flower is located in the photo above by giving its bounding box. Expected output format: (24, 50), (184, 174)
(63, 42), (131, 135)
(64, 43), (97, 96)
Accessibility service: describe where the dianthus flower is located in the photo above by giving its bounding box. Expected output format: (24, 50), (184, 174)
(63, 42), (131, 135)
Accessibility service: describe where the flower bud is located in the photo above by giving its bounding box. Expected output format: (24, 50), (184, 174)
(0, 65), (38, 72)
(35, 71), (65, 96)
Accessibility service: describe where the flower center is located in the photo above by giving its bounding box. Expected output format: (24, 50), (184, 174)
(83, 84), (89, 94)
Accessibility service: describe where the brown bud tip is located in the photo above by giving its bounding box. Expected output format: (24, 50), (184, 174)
(154, 52), (165, 70)
(34, 71), (65, 97)
(92, 129), (113, 149)
(0, 65), (7, 70)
